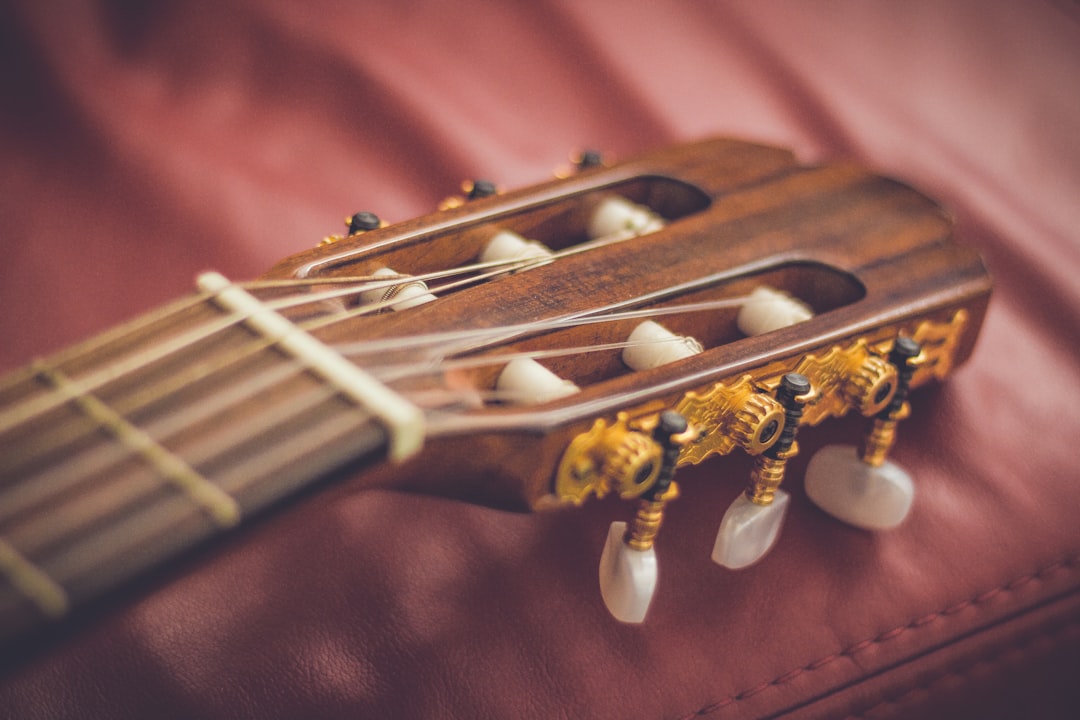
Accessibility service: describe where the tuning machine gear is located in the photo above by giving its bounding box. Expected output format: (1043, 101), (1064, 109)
(554, 413), (666, 504)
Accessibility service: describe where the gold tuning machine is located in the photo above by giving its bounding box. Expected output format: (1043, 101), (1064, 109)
(860, 337), (925, 466)
(675, 375), (785, 465)
(598, 411), (694, 624)
(624, 411), (695, 551)
(555, 413), (665, 504)
(804, 336), (925, 532)
(843, 352), (898, 417)
(745, 374), (812, 507)
(712, 373), (813, 569)
(728, 390), (787, 456)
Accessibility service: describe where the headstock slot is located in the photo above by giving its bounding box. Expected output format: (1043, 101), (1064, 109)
(409, 261), (863, 406)
(297, 175), (711, 287)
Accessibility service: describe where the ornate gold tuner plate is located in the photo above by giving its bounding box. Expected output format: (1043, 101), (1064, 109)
(552, 312), (967, 505)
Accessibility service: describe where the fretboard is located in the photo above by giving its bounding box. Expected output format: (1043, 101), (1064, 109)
(0, 274), (421, 643)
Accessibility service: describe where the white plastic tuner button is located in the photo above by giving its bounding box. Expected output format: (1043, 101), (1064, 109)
(599, 521), (657, 624)
(804, 445), (914, 530)
(622, 320), (702, 371)
(358, 267), (437, 310)
(587, 196), (664, 240)
(479, 230), (553, 264)
(495, 357), (580, 405)
(737, 286), (813, 336)
(711, 490), (790, 569)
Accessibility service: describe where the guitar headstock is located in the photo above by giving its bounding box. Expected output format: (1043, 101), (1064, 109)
(256, 137), (990, 621)
(0, 138), (990, 638)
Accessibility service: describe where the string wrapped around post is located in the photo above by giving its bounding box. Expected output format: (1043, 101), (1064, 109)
(622, 321), (702, 371)
(357, 268), (437, 311)
(479, 230), (554, 265)
(737, 286), (813, 336)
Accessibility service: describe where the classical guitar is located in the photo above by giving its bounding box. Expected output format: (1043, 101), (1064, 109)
(0, 138), (991, 643)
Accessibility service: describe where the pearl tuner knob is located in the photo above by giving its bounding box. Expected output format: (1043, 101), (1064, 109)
(804, 338), (923, 531)
(599, 412), (689, 623)
(712, 374), (810, 569)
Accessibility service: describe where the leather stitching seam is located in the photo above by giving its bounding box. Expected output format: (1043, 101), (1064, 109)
(676, 552), (1080, 719)
(846, 614), (1080, 719)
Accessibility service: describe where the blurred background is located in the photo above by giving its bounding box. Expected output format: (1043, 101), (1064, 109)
(2, 0), (1076, 371)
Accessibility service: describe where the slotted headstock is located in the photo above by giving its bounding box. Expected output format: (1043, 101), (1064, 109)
(261, 137), (989, 511)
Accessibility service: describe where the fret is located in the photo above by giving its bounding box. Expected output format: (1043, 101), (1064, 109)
(31, 398), (384, 608)
(0, 375), (382, 615)
(0, 325), (275, 486)
(0, 309), (242, 438)
(0, 538), (68, 619)
(32, 362), (242, 529)
(0, 276), (408, 637)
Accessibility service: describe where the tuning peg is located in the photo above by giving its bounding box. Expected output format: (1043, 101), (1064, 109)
(712, 373), (812, 569)
(599, 411), (692, 623)
(804, 338), (924, 530)
(575, 149), (605, 170)
(347, 211), (383, 235)
(553, 148), (608, 178)
(465, 179), (497, 200)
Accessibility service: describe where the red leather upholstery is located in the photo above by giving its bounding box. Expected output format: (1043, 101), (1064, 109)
(2, 1), (1078, 717)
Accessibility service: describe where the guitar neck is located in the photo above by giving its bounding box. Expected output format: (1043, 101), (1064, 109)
(0, 277), (411, 642)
